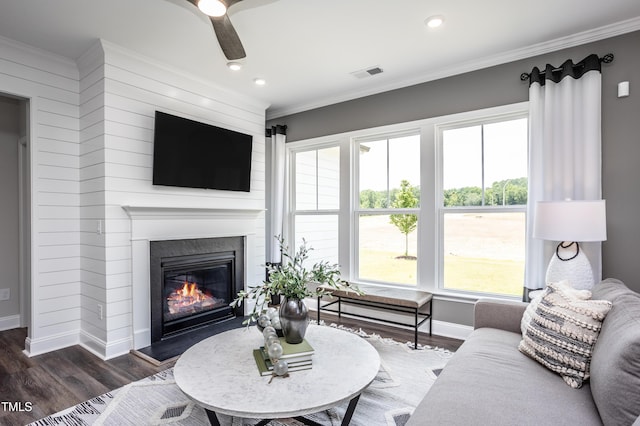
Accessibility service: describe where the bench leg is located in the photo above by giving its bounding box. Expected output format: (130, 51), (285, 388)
(317, 296), (321, 323)
(414, 308), (419, 349)
(429, 299), (433, 336)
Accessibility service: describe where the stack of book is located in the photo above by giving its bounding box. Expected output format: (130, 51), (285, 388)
(253, 337), (315, 376)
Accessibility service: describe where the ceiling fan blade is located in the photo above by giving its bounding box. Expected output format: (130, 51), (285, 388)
(210, 14), (246, 60)
(223, 0), (244, 7)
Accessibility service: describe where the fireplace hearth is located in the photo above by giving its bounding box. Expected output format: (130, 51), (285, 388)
(150, 237), (244, 343)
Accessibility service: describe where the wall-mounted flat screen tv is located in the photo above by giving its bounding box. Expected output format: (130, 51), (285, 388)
(152, 111), (253, 192)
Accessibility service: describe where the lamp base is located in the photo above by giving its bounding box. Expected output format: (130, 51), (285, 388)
(545, 243), (595, 290)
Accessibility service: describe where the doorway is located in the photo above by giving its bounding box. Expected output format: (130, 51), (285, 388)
(0, 94), (31, 332)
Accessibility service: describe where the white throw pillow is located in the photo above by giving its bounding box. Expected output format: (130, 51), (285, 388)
(519, 281), (612, 388)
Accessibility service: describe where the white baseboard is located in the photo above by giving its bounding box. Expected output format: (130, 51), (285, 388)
(0, 314), (20, 331)
(79, 330), (133, 360)
(133, 328), (151, 350)
(428, 320), (473, 341)
(23, 329), (79, 357)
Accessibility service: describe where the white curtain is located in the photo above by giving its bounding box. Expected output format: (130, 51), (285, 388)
(525, 54), (603, 296)
(267, 125), (287, 264)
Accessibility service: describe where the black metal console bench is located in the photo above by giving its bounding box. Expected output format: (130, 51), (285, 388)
(316, 283), (433, 349)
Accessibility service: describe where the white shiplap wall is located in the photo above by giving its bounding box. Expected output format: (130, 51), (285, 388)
(77, 41), (109, 357)
(0, 36), (82, 355)
(80, 40), (268, 359)
(1, 35), (268, 359)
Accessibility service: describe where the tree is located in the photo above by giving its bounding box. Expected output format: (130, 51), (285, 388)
(389, 180), (419, 258)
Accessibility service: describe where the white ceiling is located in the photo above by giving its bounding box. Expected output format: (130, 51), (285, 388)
(1, 0), (640, 119)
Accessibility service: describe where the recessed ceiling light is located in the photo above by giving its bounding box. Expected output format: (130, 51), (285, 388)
(425, 15), (445, 28)
(254, 78), (266, 86)
(198, 0), (226, 17)
(227, 62), (242, 71)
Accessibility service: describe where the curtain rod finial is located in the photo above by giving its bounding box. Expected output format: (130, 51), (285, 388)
(520, 72), (530, 81)
(601, 53), (614, 64)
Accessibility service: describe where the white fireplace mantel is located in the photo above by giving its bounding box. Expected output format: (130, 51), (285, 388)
(123, 205), (264, 349)
(122, 205), (265, 220)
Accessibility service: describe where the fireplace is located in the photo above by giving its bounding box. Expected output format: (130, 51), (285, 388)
(150, 237), (244, 343)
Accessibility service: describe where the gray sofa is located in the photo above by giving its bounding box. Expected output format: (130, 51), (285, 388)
(407, 278), (640, 426)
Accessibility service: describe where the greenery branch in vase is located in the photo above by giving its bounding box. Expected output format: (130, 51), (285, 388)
(231, 236), (361, 343)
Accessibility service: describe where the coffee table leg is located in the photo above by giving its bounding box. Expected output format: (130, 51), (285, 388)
(341, 393), (362, 426)
(206, 395), (362, 426)
(205, 409), (221, 426)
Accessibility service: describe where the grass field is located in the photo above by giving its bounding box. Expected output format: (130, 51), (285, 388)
(359, 213), (525, 296)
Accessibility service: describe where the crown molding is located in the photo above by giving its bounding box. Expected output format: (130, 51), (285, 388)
(0, 34), (79, 79)
(267, 17), (640, 120)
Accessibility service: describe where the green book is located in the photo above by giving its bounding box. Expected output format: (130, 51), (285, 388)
(260, 337), (315, 360)
(253, 349), (313, 376)
(279, 337), (314, 358)
(253, 349), (272, 376)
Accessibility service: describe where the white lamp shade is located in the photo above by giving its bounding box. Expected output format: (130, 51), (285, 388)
(533, 200), (607, 242)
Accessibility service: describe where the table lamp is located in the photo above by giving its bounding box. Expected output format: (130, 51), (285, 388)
(533, 200), (607, 290)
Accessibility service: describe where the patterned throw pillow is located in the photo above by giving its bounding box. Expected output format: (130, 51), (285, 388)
(518, 281), (612, 388)
(520, 280), (591, 336)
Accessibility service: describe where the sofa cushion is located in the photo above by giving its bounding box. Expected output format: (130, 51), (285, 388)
(520, 280), (592, 335)
(590, 278), (640, 426)
(518, 281), (612, 388)
(407, 327), (602, 426)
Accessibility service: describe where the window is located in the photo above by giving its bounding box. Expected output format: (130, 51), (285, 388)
(291, 145), (340, 266)
(285, 102), (528, 299)
(438, 116), (528, 297)
(356, 133), (420, 285)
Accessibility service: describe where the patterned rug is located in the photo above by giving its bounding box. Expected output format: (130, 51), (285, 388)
(29, 324), (453, 426)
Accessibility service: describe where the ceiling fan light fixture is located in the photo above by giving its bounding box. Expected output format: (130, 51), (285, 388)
(198, 0), (227, 17)
(425, 15), (445, 28)
(227, 61), (242, 71)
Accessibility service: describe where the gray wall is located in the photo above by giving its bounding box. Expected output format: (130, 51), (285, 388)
(0, 96), (20, 319)
(268, 31), (640, 327)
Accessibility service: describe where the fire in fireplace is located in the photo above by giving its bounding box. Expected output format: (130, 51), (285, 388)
(150, 237), (244, 343)
(166, 280), (224, 321)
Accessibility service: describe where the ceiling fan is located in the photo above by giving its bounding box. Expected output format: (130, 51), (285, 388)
(186, 0), (246, 60)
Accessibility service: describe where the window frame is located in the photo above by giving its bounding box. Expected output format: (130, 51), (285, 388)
(434, 110), (529, 298)
(284, 102), (529, 301)
(287, 141), (342, 266)
(353, 130), (422, 286)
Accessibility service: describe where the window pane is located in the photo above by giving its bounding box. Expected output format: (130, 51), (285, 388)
(443, 126), (482, 207)
(484, 118), (528, 206)
(294, 215), (339, 266)
(295, 150), (317, 210)
(443, 212), (525, 296)
(295, 147), (340, 210)
(359, 140), (389, 208)
(389, 135), (420, 207)
(359, 135), (420, 209)
(358, 214), (417, 285)
(317, 146), (340, 210)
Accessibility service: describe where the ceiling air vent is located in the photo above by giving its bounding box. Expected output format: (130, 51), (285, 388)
(351, 66), (384, 79)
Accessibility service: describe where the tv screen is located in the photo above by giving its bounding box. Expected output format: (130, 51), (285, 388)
(152, 111), (253, 192)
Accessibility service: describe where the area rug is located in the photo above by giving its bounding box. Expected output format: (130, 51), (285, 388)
(29, 324), (453, 426)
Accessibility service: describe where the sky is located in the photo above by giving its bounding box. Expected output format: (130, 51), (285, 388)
(359, 118), (528, 192)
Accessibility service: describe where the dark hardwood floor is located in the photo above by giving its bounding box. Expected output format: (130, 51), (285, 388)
(0, 313), (462, 425)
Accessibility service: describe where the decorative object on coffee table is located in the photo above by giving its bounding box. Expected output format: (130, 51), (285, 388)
(256, 307), (284, 336)
(279, 296), (310, 343)
(231, 235), (361, 343)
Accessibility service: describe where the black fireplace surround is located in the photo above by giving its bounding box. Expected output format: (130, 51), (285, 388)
(150, 237), (244, 343)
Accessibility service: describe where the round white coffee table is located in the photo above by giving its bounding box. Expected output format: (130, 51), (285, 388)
(174, 324), (380, 426)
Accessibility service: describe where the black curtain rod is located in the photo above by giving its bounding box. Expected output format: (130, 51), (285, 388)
(520, 53), (614, 81)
